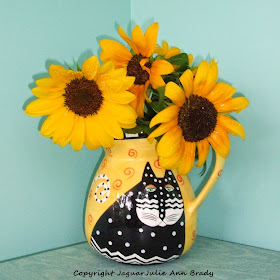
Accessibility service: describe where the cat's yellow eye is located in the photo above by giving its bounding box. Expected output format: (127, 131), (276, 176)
(165, 184), (174, 192)
(145, 185), (157, 192)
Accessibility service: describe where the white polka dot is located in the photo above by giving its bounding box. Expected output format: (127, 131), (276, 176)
(167, 194), (170, 197)
(108, 241), (112, 245)
(117, 231), (122, 236)
(172, 231), (176, 236)
(151, 232), (156, 237)
(176, 187), (180, 190)
(143, 182), (146, 186)
(145, 174), (148, 177)
(160, 192), (163, 195)
(139, 228), (144, 233)
(160, 214), (164, 218)
(96, 230), (100, 235)
(164, 179), (168, 182)
(178, 244), (182, 248)
(161, 209), (164, 212)
(159, 180), (162, 183)
(178, 194), (181, 197)
(125, 242), (130, 247)
(126, 214), (131, 220)
(147, 166), (150, 170)
(163, 246), (168, 251)
(108, 218), (113, 223)
(168, 177), (171, 180)
(160, 203), (163, 206)
(120, 204), (124, 208)
(150, 174), (153, 177)
(141, 249), (145, 254)
(160, 199), (164, 202)
(173, 193), (176, 196)
(180, 221), (184, 226)
(168, 171), (172, 175)
(129, 191), (133, 196)
(159, 187), (163, 190)
(154, 194), (157, 198)
(154, 178), (157, 182)
(138, 191), (141, 194)
(173, 180), (176, 183)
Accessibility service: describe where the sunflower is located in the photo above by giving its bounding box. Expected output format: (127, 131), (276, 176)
(148, 59), (249, 175)
(99, 23), (174, 117)
(25, 56), (137, 151)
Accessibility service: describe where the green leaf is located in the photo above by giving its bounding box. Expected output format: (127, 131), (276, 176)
(76, 62), (82, 71)
(167, 53), (189, 69)
(64, 62), (73, 71)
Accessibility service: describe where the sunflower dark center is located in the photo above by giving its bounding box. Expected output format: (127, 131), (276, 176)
(178, 95), (217, 142)
(127, 54), (150, 85)
(64, 77), (103, 117)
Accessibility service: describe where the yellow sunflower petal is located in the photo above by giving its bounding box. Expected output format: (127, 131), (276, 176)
(159, 139), (185, 169)
(98, 76), (135, 93)
(147, 119), (178, 140)
(155, 41), (169, 56)
(165, 82), (185, 107)
(129, 84), (146, 118)
(151, 60), (174, 76)
(85, 116), (101, 149)
(118, 26), (140, 54)
(49, 65), (81, 83)
(35, 77), (65, 89)
(70, 116), (85, 151)
(217, 115), (245, 140)
(99, 39), (132, 68)
(150, 105), (179, 128)
(215, 97), (249, 113)
(98, 61), (114, 76)
(179, 69), (193, 98)
(82, 56), (99, 80)
(99, 110), (124, 139)
(103, 91), (135, 104)
(143, 22), (159, 57)
(103, 101), (137, 124)
(193, 59), (218, 97)
(31, 87), (64, 99)
(52, 109), (75, 142)
(165, 47), (180, 59)
(100, 68), (127, 80)
(188, 54), (193, 66)
(196, 138), (210, 167)
(208, 124), (230, 158)
(118, 122), (137, 129)
(207, 82), (236, 104)
(149, 74), (165, 89)
(157, 126), (182, 158)
(25, 96), (64, 117)
(40, 107), (67, 137)
(177, 141), (196, 175)
(131, 25), (146, 55)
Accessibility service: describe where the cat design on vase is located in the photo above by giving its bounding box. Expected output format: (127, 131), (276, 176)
(90, 162), (185, 265)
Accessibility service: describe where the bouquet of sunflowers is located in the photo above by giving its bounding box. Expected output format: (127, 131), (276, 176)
(25, 23), (249, 175)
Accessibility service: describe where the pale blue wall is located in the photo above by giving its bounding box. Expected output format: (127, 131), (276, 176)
(0, 0), (131, 261)
(131, 0), (280, 251)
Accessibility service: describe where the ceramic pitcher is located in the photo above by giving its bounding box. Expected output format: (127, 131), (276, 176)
(84, 138), (225, 265)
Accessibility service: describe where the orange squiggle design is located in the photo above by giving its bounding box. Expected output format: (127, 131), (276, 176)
(177, 175), (184, 185)
(192, 230), (196, 240)
(106, 148), (112, 157)
(218, 169), (223, 176)
(88, 214), (93, 224)
(101, 159), (107, 169)
(88, 190), (92, 199)
(113, 179), (122, 190)
(128, 149), (138, 158)
(124, 167), (135, 179)
(154, 159), (162, 169)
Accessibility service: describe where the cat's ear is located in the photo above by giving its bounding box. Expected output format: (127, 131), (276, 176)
(142, 162), (156, 180)
(164, 169), (177, 184)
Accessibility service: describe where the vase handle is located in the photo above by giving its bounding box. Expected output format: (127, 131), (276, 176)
(187, 151), (226, 214)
